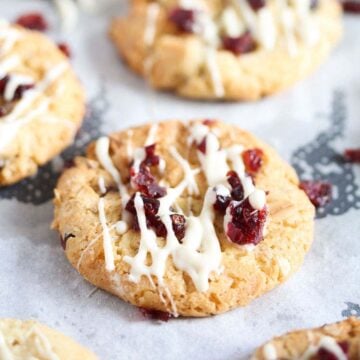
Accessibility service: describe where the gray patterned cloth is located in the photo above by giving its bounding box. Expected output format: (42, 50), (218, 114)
(0, 2), (359, 359)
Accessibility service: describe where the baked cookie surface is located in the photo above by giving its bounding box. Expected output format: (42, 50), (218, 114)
(251, 317), (360, 360)
(0, 318), (97, 359)
(0, 21), (85, 186)
(109, 0), (342, 101)
(52, 119), (314, 317)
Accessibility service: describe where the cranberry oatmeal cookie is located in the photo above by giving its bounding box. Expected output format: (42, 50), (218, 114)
(0, 20), (85, 186)
(251, 317), (360, 360)
(109, 0), (342, 101)
(0, 319), (97, 359)
(52, 120), (314, 317)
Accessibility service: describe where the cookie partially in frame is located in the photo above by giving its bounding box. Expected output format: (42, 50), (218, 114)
(109, 0), (342, 101)
(0, 318), (97, 359)
(0, 20), (85, 186)
(251, 317), (360, 360)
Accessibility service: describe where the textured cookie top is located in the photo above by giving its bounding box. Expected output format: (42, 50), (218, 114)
(110, 0), (341, 100)
(0, 319), (97, 360)
(252, 317), (360, 360)
(0, 20), (85, 186)
(53, 120), (315, 317)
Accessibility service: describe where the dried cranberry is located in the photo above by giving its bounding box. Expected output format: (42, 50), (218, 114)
(125, 195), (185, 241)
(0, 76), (9, 95)
(242, 148), (264, 175)
(0, 75), (34, 101)
(203, 119), (216, 126)
(247, 0), (266, 11)
(170, 214), (186, 241)
(316, 348), (339, 360)
(169, 7), (196, 33)
(139, 308), (172, 322)
(64, 159), (75, 169)
(60, 233), (75, 250)
(15, 12), (48, 31)
(338, 341), (349, 355)
(227, 171), (245, 201)
(299, 180), (332, 208)
(315, 342), (348, 360)
(227, 171), (241, 188)
(223, 32), (256, 55)
(143, 144), (160, 167)
(58, 42), (71, 58)
(146, 214), (167, 237)
(130, 144), (165, 197)
(225, 198), (267, 246)
(144, 213), (185, 241)
(342, 1), (360, 13)
(126, 194), (160, 217)
(13, 84), (34, 101)
(344, 148), (360, 163)
(131, 166), (166, 198)
(197, 137), (207, 154)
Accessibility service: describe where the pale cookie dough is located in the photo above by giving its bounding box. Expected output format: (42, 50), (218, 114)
(0, 318), (98, 359)
(109, 0), (342, 101)
(52, 119), (315, 317)
(251, 317), (360, 360)
(0, 21), (85, 186)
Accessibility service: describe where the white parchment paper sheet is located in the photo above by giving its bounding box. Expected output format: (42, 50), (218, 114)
(0, 1), (359, 359)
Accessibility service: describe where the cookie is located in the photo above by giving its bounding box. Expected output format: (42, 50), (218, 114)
(0, 318), (97, 359)
(251, 317), (360, 360)
(52, 119), (315, 317)
(0, 20), (85, 186)
(109, 0), (342, 101)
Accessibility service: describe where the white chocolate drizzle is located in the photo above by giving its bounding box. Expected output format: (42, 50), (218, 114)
(169, 146), (200, 195)
(0, 62), (69, 153)
(0, 100), (49, 152)
(0, 21), (22, 55)
(235, 0), (258, 33)
(191, 123), (266, 209)
(0, 323), (60, 360)
(98, 176), (106, 195)
(294, 0), (320, 46)
(95, 137), (130, 208)
(145, 123), (159, 145)
(31, 327), (60, 360)
(0, 56), (20, 78)
(277, 0), (298, 56)
(205, 47), (224, 98)
(263, 343), (278, 360)
(257, 7), (277, 50)
(132, 147), (146, 174)
(221, 7), (245, 38)
(96, 138), (130, 245)
(0, 331), (13, 360)
(144, 3), (160, 47)
(98, 197), (115, 272)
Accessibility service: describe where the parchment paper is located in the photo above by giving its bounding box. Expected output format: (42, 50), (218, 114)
(0, 1), (359, 359)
